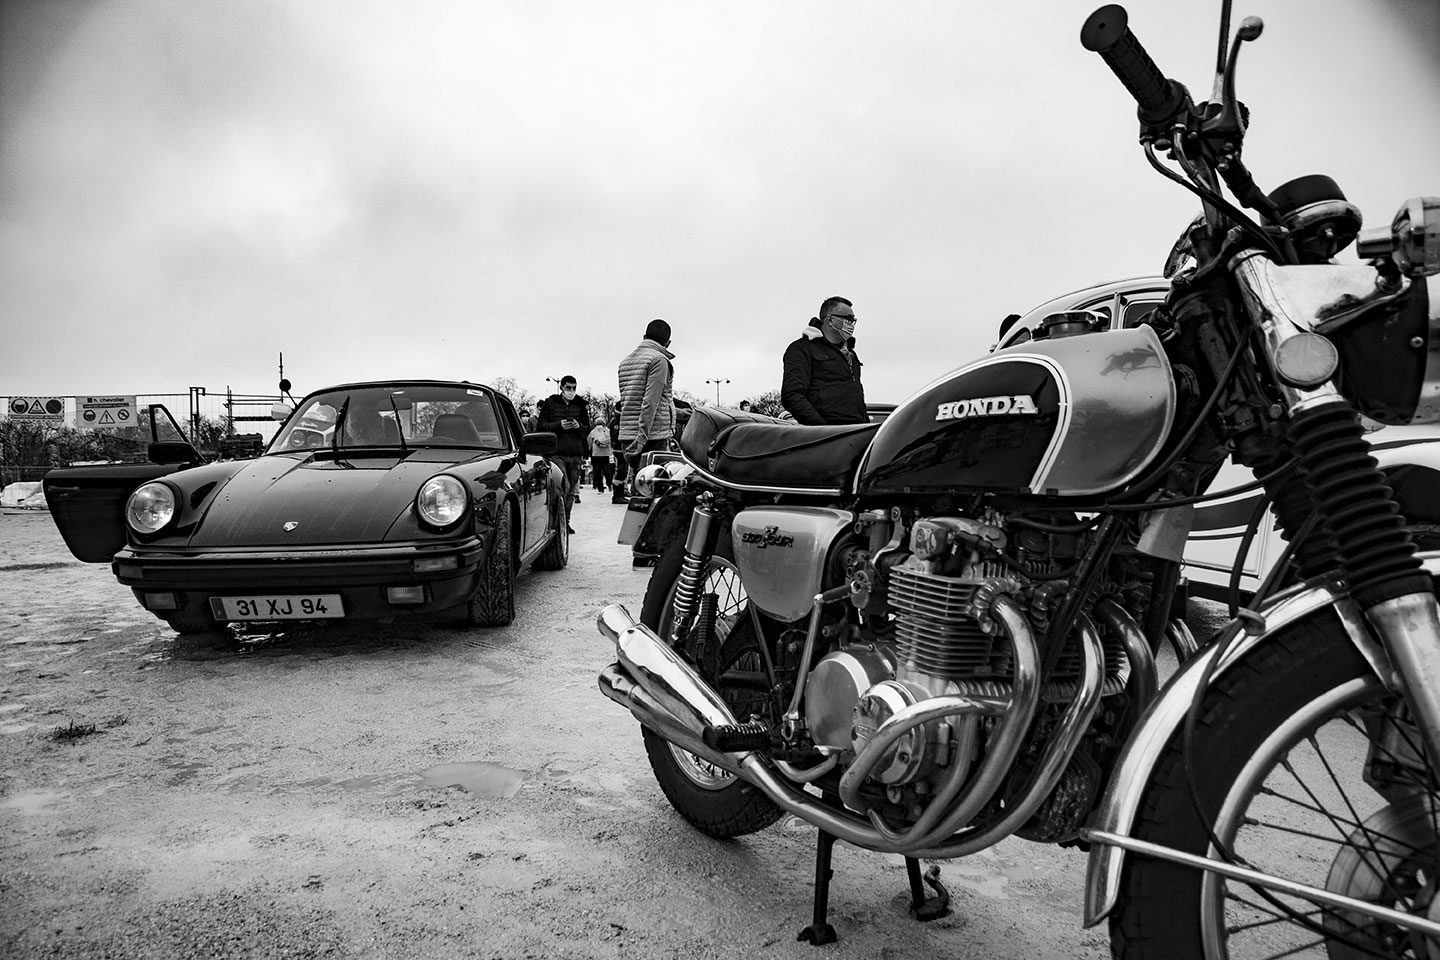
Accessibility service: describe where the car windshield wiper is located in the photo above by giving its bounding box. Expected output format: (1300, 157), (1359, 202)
(386, 395), (409, 454)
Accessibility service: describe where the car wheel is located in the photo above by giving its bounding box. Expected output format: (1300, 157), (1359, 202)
(466, 508), (516, 627)
(532, 500), (569, 571)
(159, 615), (224, 636)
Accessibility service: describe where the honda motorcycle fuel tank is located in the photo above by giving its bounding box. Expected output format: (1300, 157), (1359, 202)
(856, 326), (1176, 498)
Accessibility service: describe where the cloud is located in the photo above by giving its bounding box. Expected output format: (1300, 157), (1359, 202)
(2, 0), (1437, 413)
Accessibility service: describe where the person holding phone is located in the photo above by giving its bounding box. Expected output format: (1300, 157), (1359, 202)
(537, 375), (591, 532)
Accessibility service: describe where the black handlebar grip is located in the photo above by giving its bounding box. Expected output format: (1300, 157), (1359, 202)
(1081, 5), (1186, 125)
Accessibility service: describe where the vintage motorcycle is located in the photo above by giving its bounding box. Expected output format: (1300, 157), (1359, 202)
(596, 3), (1440, 956)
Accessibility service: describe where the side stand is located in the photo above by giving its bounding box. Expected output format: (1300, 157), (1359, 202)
(797, 830), (838, 945)
(905, 857), (951, 921)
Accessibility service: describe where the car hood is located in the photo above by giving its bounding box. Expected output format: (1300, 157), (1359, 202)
(178, 451), (491, 547)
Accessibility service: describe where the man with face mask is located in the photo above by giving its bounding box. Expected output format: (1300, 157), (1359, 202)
(780, 296), (866, 425)
(537, 375), (591, 532)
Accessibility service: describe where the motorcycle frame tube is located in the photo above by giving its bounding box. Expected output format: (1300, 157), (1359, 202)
(1078, 561), (1440, 928)
(783, 583), (860, 730)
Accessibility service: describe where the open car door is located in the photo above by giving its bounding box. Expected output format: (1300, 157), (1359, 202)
(43, 405), (206, 563)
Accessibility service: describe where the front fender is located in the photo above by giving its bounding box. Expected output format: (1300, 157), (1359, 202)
(1081, 551), (1440, 927)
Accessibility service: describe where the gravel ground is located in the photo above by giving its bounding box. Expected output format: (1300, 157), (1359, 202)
(0, 498), (1214, 959)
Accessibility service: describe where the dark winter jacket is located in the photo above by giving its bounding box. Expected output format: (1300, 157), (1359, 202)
(537, 393), (591, 458)
(780, 320), (866, 425)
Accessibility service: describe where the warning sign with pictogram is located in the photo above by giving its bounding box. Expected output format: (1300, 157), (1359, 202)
(7, 396), (65, 422)
(76, 396), (138, 431)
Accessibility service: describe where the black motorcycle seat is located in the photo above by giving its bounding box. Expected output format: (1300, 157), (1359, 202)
(680, 406), (878, 491)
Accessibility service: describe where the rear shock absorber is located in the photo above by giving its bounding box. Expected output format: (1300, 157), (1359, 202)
(668, 494), (719, 639)
(1273, 403), (1428, 605)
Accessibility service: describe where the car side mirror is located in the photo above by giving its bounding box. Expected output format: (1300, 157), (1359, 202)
(520, 432), (558, 457)
(149, 440), (202, 465)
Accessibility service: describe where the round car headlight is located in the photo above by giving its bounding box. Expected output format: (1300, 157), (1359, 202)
(126, 482), (176, 534)
(630, 463), (669, 498)
(416, 475), (468, 527)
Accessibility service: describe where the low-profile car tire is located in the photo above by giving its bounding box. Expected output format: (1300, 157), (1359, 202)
(531, 501), (569, 571)
(466, 509), (515, 627)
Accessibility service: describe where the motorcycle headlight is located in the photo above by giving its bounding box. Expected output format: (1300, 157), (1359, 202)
(126, 482), (176, 534)
(416, 475), (468, 527)
(630, 464), (669, 499)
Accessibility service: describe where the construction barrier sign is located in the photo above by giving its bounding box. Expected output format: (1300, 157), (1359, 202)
(76, 395), (138, 431)
(7, 397), (65, 423)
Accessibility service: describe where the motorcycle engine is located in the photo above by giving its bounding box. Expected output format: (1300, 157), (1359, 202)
(804, 512), (1117, 796)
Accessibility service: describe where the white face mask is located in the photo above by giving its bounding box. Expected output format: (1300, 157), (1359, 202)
(562, 387), (577, 398)
(828, 315), (856, 341)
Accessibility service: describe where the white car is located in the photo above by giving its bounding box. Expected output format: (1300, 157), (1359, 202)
(998, 276), (1440, 604)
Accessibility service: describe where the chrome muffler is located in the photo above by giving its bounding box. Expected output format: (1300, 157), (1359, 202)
(597, 604), (747, 746)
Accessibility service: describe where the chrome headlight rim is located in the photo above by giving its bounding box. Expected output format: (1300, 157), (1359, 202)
(416, 475), (469, 529)
(126, 481), (177, 535)
(630, 464), (669, 499)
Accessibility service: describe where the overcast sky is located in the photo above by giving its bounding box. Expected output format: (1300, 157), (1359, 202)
(3, 0), (1437, 414)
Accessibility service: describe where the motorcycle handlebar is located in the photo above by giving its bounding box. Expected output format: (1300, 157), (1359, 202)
(1081, 5), (1187, 126)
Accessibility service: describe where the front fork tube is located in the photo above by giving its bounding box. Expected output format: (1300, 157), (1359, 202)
(668, 495), (720, 640)
(1365, 592), (1440, 771)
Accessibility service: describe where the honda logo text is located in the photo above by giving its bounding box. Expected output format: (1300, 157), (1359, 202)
(935, 395), (1040, 421)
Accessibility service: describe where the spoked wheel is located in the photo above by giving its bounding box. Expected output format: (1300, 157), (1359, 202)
(1111, 613), (1440, 959)
(638, 530), (783, 837)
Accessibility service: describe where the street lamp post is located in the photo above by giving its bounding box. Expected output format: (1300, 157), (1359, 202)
(705, 378), (730, 405)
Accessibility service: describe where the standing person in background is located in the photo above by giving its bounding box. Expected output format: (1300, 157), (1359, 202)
(617, 318), (676, 478)
(536, 375), (590, 532)
(586, 417), (614, 495)
(519, 407), (538, 432)
(781, 296), (867, 425)
(738, 400), (751, 412)
(608, 401), (628, 503)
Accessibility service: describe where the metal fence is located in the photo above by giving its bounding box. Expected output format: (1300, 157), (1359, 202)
(1, 388), (283, 486)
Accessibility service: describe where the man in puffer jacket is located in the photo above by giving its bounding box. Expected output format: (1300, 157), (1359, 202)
(781, 296), (866, 425)
(617, 319), (676, 483)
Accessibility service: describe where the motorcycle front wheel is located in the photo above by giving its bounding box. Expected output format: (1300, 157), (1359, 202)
(1110, 611), (1440, 959)
(638, 529), (784, 838)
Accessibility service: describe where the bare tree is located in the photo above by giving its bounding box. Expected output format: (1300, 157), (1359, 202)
(490, 376), (537, 414)
(745, 389), (785, 417)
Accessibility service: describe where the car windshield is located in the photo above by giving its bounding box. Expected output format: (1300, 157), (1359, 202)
(271, 385), (506, 452)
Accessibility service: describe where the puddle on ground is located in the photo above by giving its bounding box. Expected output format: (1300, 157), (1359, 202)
(1, 788), (66, 815)
(328, 762), (525, 799)
(419, 762), (524, 798)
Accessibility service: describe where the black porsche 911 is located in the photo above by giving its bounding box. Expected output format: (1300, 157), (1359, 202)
(43, 380), (569, 632)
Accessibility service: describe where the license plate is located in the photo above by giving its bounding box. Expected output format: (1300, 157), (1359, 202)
(617, 498), (651, 545)
(211, 595), (344, 621)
